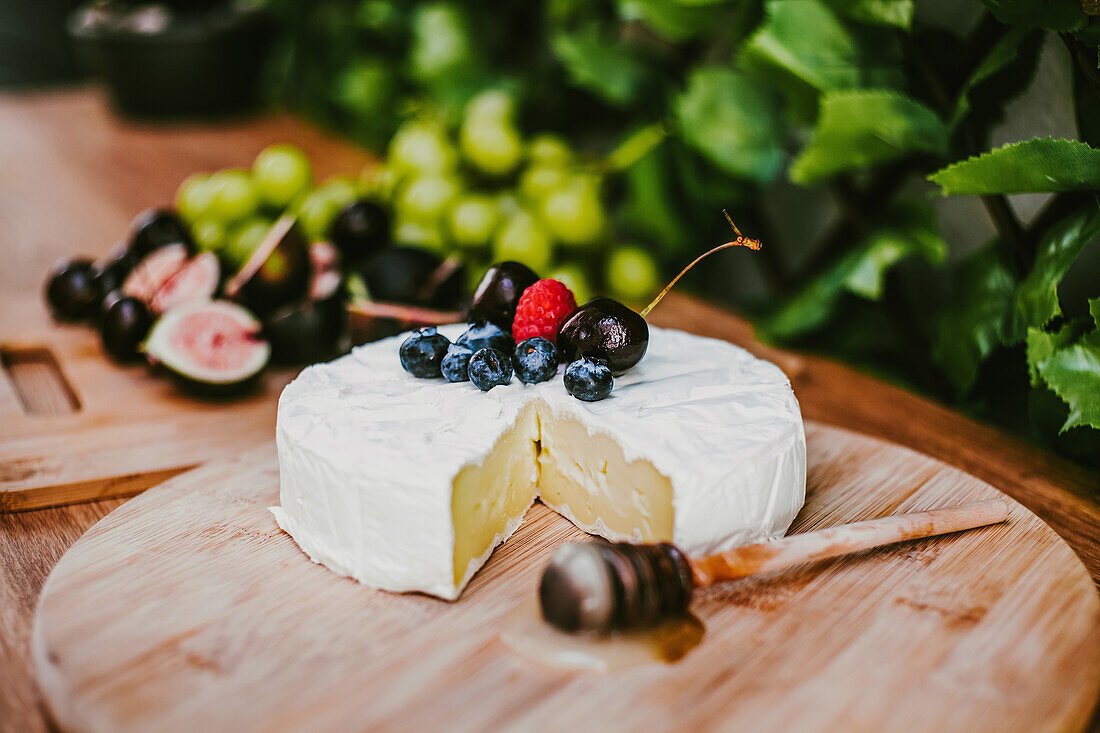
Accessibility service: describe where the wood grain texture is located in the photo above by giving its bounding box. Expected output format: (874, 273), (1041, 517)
(31, 424), (1100, 733)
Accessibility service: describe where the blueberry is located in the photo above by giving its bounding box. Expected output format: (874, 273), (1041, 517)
(441, 343), (473, 382)
(514, 337), (557, 384)
(456, 320), (513, 354)
(468, 347), (513, 391)
(399, 327), (450, 378)
(564, 357), (613, 401)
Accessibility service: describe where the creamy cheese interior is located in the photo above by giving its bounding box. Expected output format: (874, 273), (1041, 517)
(451, 401), (675, 589)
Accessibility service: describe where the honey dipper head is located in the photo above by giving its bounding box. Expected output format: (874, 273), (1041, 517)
(539, 541), (695, 633)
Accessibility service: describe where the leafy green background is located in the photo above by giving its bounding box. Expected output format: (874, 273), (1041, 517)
(265, 0), (1100, 466)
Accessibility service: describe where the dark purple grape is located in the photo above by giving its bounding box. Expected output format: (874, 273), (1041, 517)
(100, 295), (153, 362)
(331, 200), (391, 262)
(129, 208), (194, 258)
(45, 258), (99, 321)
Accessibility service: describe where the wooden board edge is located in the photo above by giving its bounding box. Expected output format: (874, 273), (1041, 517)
(0, 466), (196, 513)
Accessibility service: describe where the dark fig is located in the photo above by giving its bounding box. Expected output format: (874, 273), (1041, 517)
(225, 216), (311, 317)
(264, 277), (348, 365)
(129, 208), (194, 258)
(331, 199), (391, 262)
(355, 246), (464, 308)
(100, 295), (153, 362)
(557, 298), (648, 374)
(45, 258), (99, 321)
(150, 252), (220, 314)
(144, 300), (270, 397)
(467, 261), (538, 331)
(122, 243), (190, 305)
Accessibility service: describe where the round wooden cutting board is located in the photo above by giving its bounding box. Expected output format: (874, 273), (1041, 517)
(32, 422), (1100, 732)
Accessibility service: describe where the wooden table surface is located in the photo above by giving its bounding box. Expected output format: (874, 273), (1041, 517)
(1, 89), (1097, 733)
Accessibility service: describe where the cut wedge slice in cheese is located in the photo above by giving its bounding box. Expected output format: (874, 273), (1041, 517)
(273, 325), (806, 600)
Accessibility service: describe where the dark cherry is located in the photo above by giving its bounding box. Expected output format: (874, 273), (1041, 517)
(467, 261), (539, 331)
(100, 295), (153, 362)
(128, 208), (194, 258)
(556, 297), (648, 374)
(45, 258), (99, 321)
(331, 199), (391, 263)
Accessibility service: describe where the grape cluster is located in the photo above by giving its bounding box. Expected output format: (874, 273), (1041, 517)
(362, 90), (660, 305)
(176, 144), (360, 275)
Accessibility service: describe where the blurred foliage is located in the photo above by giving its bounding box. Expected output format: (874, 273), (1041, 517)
(264, 0), (1100, 466)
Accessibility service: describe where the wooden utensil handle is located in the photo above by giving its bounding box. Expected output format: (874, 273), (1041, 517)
(689, 499), (1009, 588)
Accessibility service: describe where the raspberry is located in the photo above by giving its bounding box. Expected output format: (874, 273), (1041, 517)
(512, 278), (577, 344)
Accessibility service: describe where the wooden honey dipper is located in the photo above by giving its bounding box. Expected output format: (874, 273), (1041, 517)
(538, 499), (1009, 633)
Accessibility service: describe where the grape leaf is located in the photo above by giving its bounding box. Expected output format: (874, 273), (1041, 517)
(933, 247), (1016, 393)
(1026, 324), (1078, 386)
(824, 0), (913, 29)
(928, 138), (1100, 195)
(1036, 333), (1100, 431)
(790, 90), (948, 184)
(620, 139), (691, 256)
(618, 0), (725, 41)
(1008, 205), (1100, 340)
(551, 27), (651, 106)
(673, 67), (784, 182)
(762, 203), (946, 338)
(982, 0), (1085, 31)
(739, 0), (904, 94)
(1092, 296), (1100, 326)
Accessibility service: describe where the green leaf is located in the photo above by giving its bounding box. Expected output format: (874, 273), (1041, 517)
(739, 0), (904, 94)
(982, 0), (1085, 31)
(1009, 205), (1100, 340)
(617, 0), (725, 41)
(550, 27), (650, 106)
(823, 0), (913, 29)
(673, 67), (784, 182)
(1091, 296), (1100, 326)
(1026, 324), (1078, 386)
(929, 138), (1100, 195)
(620, 139), (691, 256)
(950, 27), (1033, 129)
(790, 90), (948, 184)
(933, 247), (1016, 393)
(762, 202), (946, 338)
(1036, 334), (1100, 431)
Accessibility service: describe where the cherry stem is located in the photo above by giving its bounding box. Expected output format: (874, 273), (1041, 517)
(640, 212), (761, 319)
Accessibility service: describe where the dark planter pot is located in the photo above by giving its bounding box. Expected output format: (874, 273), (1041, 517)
(68, 3), (274, 120)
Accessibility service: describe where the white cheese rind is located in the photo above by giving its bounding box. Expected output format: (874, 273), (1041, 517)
(273, 326), (806, 599)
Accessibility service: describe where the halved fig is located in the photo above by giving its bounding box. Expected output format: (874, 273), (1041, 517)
(224, 216), (311, 317)
(150, 251), (220, 314)
(144, 300), (270, 396)
(122, 243), (189, 304)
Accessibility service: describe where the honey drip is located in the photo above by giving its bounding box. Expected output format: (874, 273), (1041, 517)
(500, 598), (704, 672)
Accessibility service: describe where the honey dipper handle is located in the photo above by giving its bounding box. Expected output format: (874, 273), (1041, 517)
(689, 499), (1009, 589)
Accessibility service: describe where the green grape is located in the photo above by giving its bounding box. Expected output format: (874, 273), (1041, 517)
(394, 217), (448, 253)
(496, 192), (521, 219)
(447, 194), (499, 248)
(360, 162), (401, 202)
(492, 210), (553, 272)
(295, 189), (343, 242)
(606, 245), (660, 302)
(224, 218), (272, 271)
(396, 175), (460, 223)
(175, 173), (214, 224)
(208, 169), (260, 224)
(528, 134), (572, 167)
(465, 89), (515, 123)
(519, 164), (567, 203)
(389, 121), (456, 175)
(548, 264), (593, 305)
(191, 218), (225, 253)
(460, 118), (523, 177)
(252, 144), (313, 210)
(540, 177), (605, 247)
(316, 177), (360, 208)
(409, 2), (473, 83)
